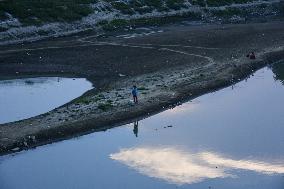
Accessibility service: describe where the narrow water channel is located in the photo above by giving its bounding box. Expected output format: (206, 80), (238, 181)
(0, 77), (93, 124)
(0, 62), (283, 189)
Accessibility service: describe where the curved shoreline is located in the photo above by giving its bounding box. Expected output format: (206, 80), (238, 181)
(0, 21), (284, 156)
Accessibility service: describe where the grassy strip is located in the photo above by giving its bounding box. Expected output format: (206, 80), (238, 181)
(106, 0), (186, 14)
(1, 0), (281, 31)
(97, 11), (202, 31)
(110, 1), (135, 15)
(192, 0), (253, 7)
(210, 7), (243, 17)
(209, 2), (284, 18)
(207, 0), (253, 7)
(0, 0), (97, 25)
(166, 0), (186, 10)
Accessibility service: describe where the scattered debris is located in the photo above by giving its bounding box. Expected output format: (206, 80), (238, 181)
(11, 147), (20, 151)
(23, 141), (28, 147)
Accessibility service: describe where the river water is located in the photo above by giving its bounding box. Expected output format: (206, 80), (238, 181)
(0, 63), (283, 189)
(0, 77), (93, 124)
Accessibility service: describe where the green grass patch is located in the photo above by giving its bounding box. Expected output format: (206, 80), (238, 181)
(207, 0), (253, 7)
(100, 19), (129, 30)
(210, 7), (244, 17)
(191, 0), (206, 7)
(0, 0), (97, 25)
(138, 87), (149, 90)
(134, 6), (154, 14)
(75, 97), (92, 105)
(99, 11), (202, 31)
(143, 0), (163, 9)
(106, 0), (164, 13)
(37, 30), (51, 35)
(132, 12), (201, 25)
(166, 0), (186, 10)
(111, 1), (135, 15)
(98, 102), (113, 111)
(93, 95), (102, 102)
(129, 0), (154, 13)
(191, 0), (253, 7)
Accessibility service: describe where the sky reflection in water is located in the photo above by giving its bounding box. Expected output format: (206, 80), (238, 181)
(0, 77), (93, 124)
(0, 63), (284, 189)
(111, 147), (284, 185)
(110, 62), (284, 186)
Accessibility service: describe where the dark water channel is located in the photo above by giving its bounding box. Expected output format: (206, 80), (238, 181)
(0, 62), (284, 189)
(0, 77), (93, 124)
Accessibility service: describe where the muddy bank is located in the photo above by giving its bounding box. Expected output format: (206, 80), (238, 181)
(0, 21), (284, 155)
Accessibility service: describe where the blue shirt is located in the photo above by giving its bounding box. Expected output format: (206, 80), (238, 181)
(132, 88), (138, 96)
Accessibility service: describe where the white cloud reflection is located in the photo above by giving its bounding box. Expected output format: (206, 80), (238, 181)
(110, 147), (284, 185)
(164, 102), (199, 115)
(200, 152), (284, 175)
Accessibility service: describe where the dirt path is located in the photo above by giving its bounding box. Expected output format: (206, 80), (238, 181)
(0, 21), (284, 155)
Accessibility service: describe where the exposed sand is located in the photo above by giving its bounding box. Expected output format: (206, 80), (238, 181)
(0, 21), (284, 155)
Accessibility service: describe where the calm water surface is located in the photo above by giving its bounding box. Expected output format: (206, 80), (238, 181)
(0, 63), (284, 189)
(0, 77), (93, 124)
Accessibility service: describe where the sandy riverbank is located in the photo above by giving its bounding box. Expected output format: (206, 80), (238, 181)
(0, 21), (284, 155)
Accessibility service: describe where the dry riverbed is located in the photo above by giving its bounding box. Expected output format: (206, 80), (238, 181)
(0, 21), (284, 155)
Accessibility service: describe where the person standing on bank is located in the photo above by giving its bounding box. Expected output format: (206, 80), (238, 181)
(132, 85), (138, 103)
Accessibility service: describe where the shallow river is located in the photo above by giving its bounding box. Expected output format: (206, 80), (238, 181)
(0, 77), (93, 124)
(0, 62), (284, 189)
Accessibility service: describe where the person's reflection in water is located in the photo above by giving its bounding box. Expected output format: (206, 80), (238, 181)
(133, 121), (139, 137)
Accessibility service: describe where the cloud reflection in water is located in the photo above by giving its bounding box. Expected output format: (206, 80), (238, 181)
(164, 102), (199, 115)
(110, 147), (284, 185)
